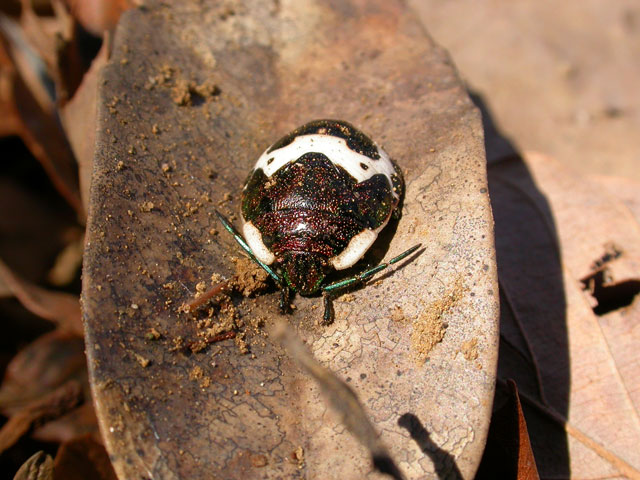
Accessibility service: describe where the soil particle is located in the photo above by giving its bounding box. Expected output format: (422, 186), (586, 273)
(189, 365), (204, 380)
(289, 446), (305, 468)
(229, 256), (269, 297)
(390, 305), (405, 322)
(146, 328), (162, 340)
(234, 331), (249, 354)
(134, 353), (150, 368)
(412, 276), (466, 363)
(139, 201), (154, 212)
(250, 454), (268, 468)
(171, 78), (220, 106)
(460, 337), (479, 361)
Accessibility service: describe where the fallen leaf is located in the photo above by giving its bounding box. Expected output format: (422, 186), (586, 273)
(0, 330), (86, 414)
(59, 38), (109, 211)
(0, 35), (82, 216)
(476, 380), (540, 480)
(52, 435), (117, 480)
(47, 230), (84, 287)
(271, 320), (404, 480)
(589, 174), (640, 225)
(0, 172), (78, 283)
(0, 379), (83, 454)
(489, 152), (640, 478)
(0, 258), (82, 334)
(0, 45), (24, 137)
(33, 402), (99, 444)
(13, 451), (53, 480)
(0, 16), (54, 116)
(63, 0), (134, 36)
(82, 1), (499, 478)
(19, 0), (87, 103)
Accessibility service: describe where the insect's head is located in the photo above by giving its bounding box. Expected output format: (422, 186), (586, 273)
(281, 252), (326, 295)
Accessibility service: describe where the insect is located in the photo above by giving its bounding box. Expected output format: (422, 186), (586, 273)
(216, 119), (420, 324)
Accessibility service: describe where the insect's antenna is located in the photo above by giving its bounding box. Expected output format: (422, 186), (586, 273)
(214, 209), (283, 286)
(322, 244), (422, 293)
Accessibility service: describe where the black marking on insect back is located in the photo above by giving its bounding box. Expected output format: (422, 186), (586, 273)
(266, 119), (381, 160)
(242, 168), (271, 221)
(389, 159), (405, 220)
(391, 173), (403, 197)
(355, 174), (397, 228)
(241, 153), (397, 279)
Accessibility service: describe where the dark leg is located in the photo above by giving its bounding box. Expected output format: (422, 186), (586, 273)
(279, 285), (291, 314)
(321, 291), (334, 325)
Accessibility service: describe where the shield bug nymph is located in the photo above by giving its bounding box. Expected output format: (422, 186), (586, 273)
(215, 119), (420, 324)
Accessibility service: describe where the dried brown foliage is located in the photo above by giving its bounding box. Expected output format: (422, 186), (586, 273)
(1, 0), (638, 479)
(0, 0), (126, 477)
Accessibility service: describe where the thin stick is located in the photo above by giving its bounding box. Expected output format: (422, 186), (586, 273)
(185, 280), (230, 312)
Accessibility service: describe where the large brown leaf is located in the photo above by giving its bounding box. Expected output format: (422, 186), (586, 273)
(490, 151), (640, 478)
(83, 1), (498, 478)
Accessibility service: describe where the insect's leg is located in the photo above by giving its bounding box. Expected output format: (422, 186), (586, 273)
(321, 291), (335, 325)
(279, 285), (291, 313)
(322, 244), (422, 294)
(214, 209), (282, 287)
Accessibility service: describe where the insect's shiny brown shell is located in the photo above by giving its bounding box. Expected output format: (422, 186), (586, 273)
(240, 119), (403, 294)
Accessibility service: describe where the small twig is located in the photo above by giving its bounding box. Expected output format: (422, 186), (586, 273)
(184, 279), (230, 312)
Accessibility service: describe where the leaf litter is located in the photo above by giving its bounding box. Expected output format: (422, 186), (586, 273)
(16, 0), (496, 478)
(490, 151), (640, 478)
(0, 0), (131, 476)
(9, 0), (637, 478)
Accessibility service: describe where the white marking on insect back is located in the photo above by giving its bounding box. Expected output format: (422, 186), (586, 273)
(253, 135), (399, 199)
(243, 221), (276, 265)
(330, 228), (378, 270)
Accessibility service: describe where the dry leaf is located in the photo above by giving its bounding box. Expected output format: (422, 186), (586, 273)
(0, 258), (82, 333)
(490, 152), (640, 478)
(19, 0), (88, 103)
(59, 38), (108, 210)
(32, 402), (99, 444)
(271, 320), (404, 480)
(0, 330), (86, 414)
(52, 435), (118, 480)
(589, 174), (640, 224)
(0, 173), (78, 282)
(476, 380), (540, 480)
(47, 230), (84, 287)
(63, 0), (134, 36)
(13, 451), (53, 480)
(0, 15), (54, 115)
(0, 43), (24, 137)
(82, 1), (498, 478)
(0, 34), (82, 215)
(0, 380), (83, 453)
